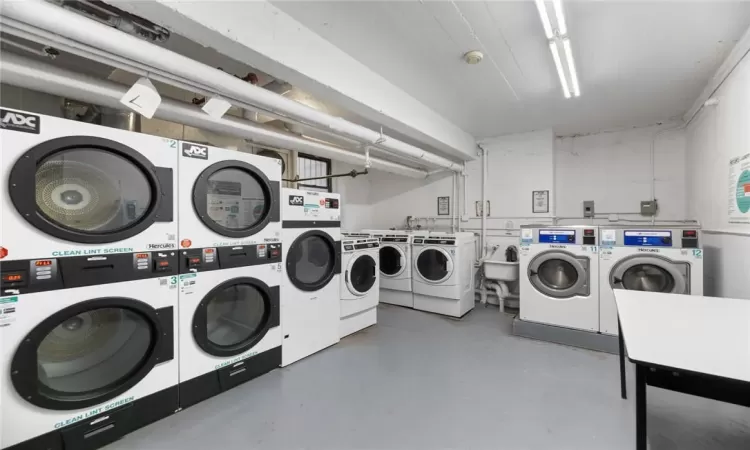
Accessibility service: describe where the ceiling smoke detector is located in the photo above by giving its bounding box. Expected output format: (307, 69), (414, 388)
(463, 50), (483, 65)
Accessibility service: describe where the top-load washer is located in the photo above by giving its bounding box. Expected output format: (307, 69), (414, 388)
(177, 141), (281, 252)
(339, 236), (379, 338)
(519, 225), (600, 332)
(1, 108), (177, 262)
(598, 226), (704, 335)
(376, 232), (415, 308)
(411, 232), (476, 318)
(281, 189), (341, 366)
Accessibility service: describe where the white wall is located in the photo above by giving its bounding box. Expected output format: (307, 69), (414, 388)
(332, 160), (372, 232)
(686, 50), (750, 299)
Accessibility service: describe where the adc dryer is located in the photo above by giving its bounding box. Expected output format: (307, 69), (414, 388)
(0, 108), (177, 262)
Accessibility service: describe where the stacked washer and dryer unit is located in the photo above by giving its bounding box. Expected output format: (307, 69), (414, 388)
(0, 109), (180, 450)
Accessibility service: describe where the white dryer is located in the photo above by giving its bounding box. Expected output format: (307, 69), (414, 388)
(340, 237), (379, 338)
(1, 108), (177, 262)
(377, 233), (415, 308)
(177, 141), (282, 252)
(599, 227), (704, 336)
(411, 233), (476, 318)
(176, 244), (282, 408)
(519, 225), (600, 332)
(0, 251), (179, 449)
(281, 189), (341, 366)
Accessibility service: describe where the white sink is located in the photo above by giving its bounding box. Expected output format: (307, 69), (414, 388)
(483, 260), (519, 282)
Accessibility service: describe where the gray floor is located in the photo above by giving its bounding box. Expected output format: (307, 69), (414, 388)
(107, 304), (750, 450)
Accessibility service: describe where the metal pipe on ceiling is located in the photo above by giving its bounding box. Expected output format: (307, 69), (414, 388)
(0, 52), (428, 179)
(1, 0), (463, 172)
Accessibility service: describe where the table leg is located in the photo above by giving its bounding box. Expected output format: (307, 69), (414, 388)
(635, 364), (647, 450)
(619, 318), (626, 399)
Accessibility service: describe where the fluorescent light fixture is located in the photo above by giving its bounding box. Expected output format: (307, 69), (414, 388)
(552, 0), (567, 35)
(549, 41), (571, 98)
(562, 38), (580, 97)
(534, 0), (554, 39)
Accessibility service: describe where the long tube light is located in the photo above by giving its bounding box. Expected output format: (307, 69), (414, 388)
(535, 0), (580, 98)
(549, 41), (571, 98)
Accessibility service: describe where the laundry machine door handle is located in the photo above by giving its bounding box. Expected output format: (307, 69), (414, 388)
(613, 277), (623, 285)
(529, 270), (538, 277)
(345, 270), (349, 284)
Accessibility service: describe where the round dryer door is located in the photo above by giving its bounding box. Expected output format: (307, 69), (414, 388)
(192, 160), (276, 238)
(9, 136), (171, 243)
(415, 247), (454, 284)
(528, 251), (590, 298)
(192, 277), (276, 357)
(379, 245), (405, 277)
(10, 298), (171, 410)
(610, 256), (688, 294)
(346, 254), (377, 296)
(286, 231), (340, 291)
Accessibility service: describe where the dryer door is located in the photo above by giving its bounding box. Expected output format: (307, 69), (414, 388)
(192, 277), (278, 357)
(379, 244), (406, 278)
(286, 230), (341, 291)
(414, 247), (454, 284)
(346, 253), (377, 296)
(192, 160), (279, 239)
(10, 298), (173, 410)
(528, 251), (590, 298)
(610, 256), (688, 294)
(9, 136), (173, 243)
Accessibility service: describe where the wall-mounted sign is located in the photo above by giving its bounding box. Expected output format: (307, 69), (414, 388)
(729, 152), (750, 224)
(437, 196), (450, 216)
(532, 190), (549, 214)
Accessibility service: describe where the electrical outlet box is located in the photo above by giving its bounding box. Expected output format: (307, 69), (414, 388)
(583, 200), (595, 218)
(640, 200), (658, 216)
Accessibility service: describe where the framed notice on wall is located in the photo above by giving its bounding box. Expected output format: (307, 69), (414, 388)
(437, 196), (450, 215)
(532, 190), (549, 214)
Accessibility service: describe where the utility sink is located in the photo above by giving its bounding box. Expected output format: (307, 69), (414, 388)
(482, 260), (519, 282)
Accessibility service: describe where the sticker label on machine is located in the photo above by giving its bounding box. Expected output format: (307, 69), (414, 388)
(179, 273), (197, 294)
(206, 180), (263, 229)
(0, 296), (18, 327)
(520, 228), (533, 244)
(601, 229), (617, 246)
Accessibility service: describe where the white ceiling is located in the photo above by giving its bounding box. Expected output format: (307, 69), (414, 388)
(273, 0), (750, 138)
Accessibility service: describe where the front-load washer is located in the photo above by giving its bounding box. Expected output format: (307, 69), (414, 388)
(1, 108), (177, 262)
(0, 250), (179, 450)
(598, 226), (704, 335)
(411, 232), (476, 318)
(377, 233), (415, 308)
(177, 243), (282, 408)
(519, 225), (600, 332)
(281, 189), (341, 366)
(340, 236), (379, 338)
(178, 141), (281, 252)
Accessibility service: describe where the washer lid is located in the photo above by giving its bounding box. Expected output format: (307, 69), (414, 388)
(528, 251), (589, 298)
(415, 246), (454, 284)
(611, 256), (688, 294)
(379, 244), (405, 277)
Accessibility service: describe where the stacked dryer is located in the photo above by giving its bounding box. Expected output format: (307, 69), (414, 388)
(0, 109), (179, 449)
(176, 141), (282, 408)
(281, 189), (342, 366)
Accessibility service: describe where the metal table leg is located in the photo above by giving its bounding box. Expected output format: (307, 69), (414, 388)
(635, 364), (648, 450)
(619, 318), (626, 399)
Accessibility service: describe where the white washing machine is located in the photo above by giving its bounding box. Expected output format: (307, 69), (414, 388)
(340, 237), (379, 338)
(0, 251), (179, 450)
(1, 108), (178, 262)
(177, 140), (282, 252)
(411, 232), (476, 318)
(281, 188), (341, 366)
(377, 233), (415, 308)
(599, 226), (704, 336)
(176, 243), (282, 408)
(519, 225), (600, 332)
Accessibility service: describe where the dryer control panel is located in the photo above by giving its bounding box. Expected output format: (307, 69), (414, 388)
(179, 243), (282, 274)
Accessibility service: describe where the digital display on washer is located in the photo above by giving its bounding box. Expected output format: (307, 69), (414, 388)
(623, 230), (672, 247)
(538, 229), (575, 243)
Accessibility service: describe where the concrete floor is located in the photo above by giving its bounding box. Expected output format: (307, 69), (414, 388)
(107, 304), (750, 450)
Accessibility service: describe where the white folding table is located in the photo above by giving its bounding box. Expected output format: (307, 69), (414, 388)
(615, 290), (750, 450)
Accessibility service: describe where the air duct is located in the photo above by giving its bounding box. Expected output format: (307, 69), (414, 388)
(0, 52), (427, 179)
(0, 0), (462, 172)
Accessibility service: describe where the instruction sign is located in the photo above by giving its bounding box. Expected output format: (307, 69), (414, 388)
(728, 152), (750, 224)
(532, 190), (549, 213)
(437, 196), (450, 216)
